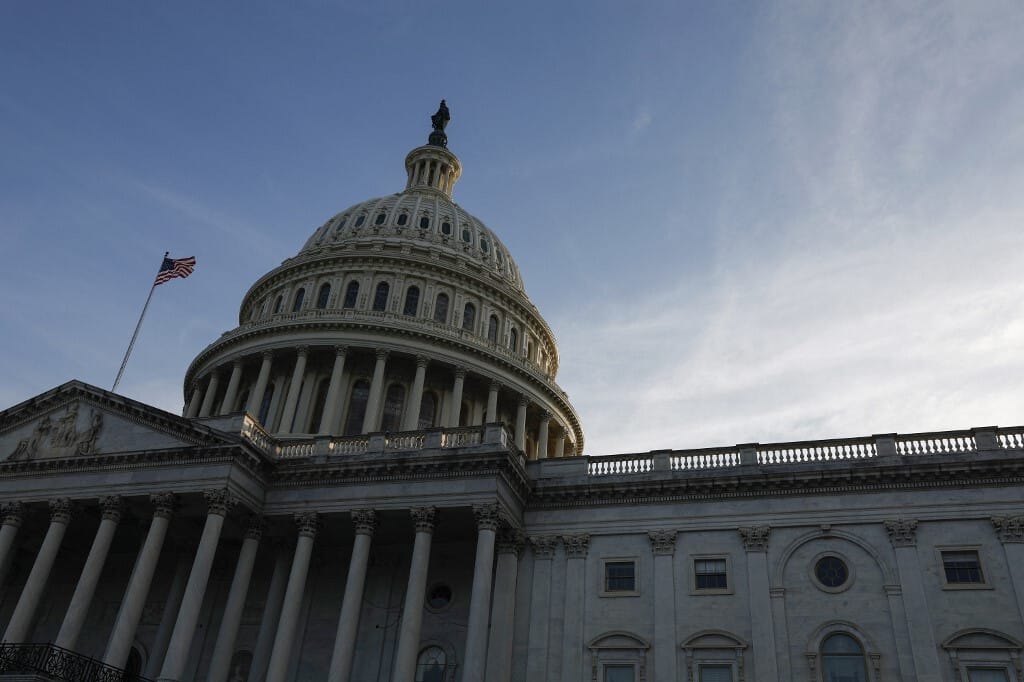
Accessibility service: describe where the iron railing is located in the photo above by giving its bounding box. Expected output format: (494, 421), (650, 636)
(0, 642), (153, 682)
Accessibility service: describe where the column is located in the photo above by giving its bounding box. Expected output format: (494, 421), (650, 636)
(648, 531), (677, 682)
(207, 516), (265, 682)
(265, 512), (319, 682)
(464, 504), (500, 681)
(392, 507), (438, 682)
(485, 527), (525, 682)
(402, 357), (429, 431)
(146, 555), (191, 678)
(537, 412), (550, 459)
(104, 493), (176, 669)
(319, 346), (348, 434)
(279, 346), (309, 435)
(738, 526), (778, 681)
(486, 381), (500, 423)
(328, 509), (378, 682)
(3, 498), (73, 643)
(362, 349), (389, 433)
(515, 396), (528, 451)
(883, 519), (942, 679)
(884, 584), (917, 680)
(555, 434), (565, 458)
(158, 489), (236, 682)
(55, 496), (123, 651)
(526, 536), (558, 679)
(250, 542), (291, 682)
(446, 367), (466, 428)
(220, 359), (244, 414)
(247, 350), (274, 417)
(0, 501), (25, 588)
(186, 384), (203, 418)
(993, 515), (1024, 622)
(199, 371), (221, 417)
(561, 534), (590, 682)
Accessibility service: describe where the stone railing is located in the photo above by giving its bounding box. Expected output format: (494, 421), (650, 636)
(584, 426), (1024, 477)
(242, 423), (513, 460)
(0, 642), (154, 682)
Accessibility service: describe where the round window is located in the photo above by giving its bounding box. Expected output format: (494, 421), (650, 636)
(426, 583), (452, 610)
(815, 556), (849, 588)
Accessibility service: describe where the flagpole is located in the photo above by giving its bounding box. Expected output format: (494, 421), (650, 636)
(112, 252), (168, 392)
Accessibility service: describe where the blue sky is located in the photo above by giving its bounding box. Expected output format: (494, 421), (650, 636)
(2, 1), (1023, 455)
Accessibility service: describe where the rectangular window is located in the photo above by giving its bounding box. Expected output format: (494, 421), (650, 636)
(695, 558), (728, 590)
(604, 665), (635, 682)
(699, 665), (733, 682)
(604, 561), (636, 592)
(942, 550), (984, 584)
(967, 668), (1009, 682)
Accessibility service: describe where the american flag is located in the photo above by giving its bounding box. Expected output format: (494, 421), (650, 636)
(154, 256), (197, 286)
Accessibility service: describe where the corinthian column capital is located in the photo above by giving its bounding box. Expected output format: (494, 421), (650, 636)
(410, 506), (438, 533)
(204, 489), (237, 517)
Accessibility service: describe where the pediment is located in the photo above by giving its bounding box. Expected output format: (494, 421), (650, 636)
(0, 381), (236, 462)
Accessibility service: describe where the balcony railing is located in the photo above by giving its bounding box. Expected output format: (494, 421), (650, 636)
(585, 426), (1024, 477)
(0, 643), (153, 682)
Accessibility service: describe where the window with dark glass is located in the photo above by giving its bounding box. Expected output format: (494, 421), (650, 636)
(604, 665), (635, 682)
(815, 556), (849, 588)
(427, 584), (452, 610)
(419, 215), (430, 229)
(397, 213), (408, 226)
(273, 295), (283, 314)
(375, 212), (386, 225)
(487, 315), (499, 343)
(343, 281), (359, 309)
(462, 227), (471, 242)
(343, 380), (370, 435)
(820, 633), (867, 682)
(480, 237), (490, 253)
(415, 646), (446, 682)
(441, 221), (452, 235)
(943, 550), (985, 584)
(698, 666), (732, 682)
(509, 327), (518, 351)
(695, 558), (728, 590)
(604, 561), (636, 592)
(417, 392), (437, 430)
(462, 302), (476, 331)
(291, 288), (305, 312)
(403, 286), (420, 316)
(372, 282), (390, 312)
(354, 214), (365, 227)
(380, 384), (406, 432)
(433, 293), (449, 323)
(966, 668), (1011, 682)
(316, 283), (331, 309)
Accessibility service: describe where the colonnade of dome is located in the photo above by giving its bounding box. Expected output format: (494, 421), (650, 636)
(182, 113), (583, 458)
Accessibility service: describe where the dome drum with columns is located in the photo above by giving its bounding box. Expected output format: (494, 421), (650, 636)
(183, 109), (583, 458)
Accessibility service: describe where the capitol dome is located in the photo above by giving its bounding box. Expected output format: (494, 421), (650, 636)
(183, 103), (583, 458)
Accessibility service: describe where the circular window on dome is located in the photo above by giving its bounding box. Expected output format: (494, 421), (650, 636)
(419, 216), (430, 230)
(812, 554), (854, 593)
(426, 583), (452, 611)
(441, 220), (452, 235)
(397, 213), (408, 226)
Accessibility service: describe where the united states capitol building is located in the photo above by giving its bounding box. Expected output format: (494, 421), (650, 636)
(1, 105), (1023, 682)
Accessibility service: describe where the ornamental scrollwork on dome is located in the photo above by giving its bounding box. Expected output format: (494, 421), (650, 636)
(411, 506), (438, 533)
(530, 535), (559, 559)
(100, 495), (123, 523)
(648, 530), (677, 556)
(738, 525), (771, 552)
(294, 512), (320, 539)
(151, 492), (177, 519)
(884, 519), (918, 547)
(351, 509), (378, 536)
(1, 501), (25, 527)
(473, 503), (500, 531)
(563, 533), (591, 559)
(992, 515), (1024, 544)
(49, 497), (74, 524)
(204, 489), (237, 517)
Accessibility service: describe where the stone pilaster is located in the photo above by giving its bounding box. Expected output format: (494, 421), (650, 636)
(993, 515), (1024, 625)
(884, 518), (941, 679)
(739, 525), (777, 680)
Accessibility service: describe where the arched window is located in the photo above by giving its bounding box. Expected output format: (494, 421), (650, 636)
(343, 281), (359, 309)
(316, 283), (331, 309)
(375, 212), (386, 225)
(373, 282), (390, 312)
(380, 384), (406, 432)
(462, 302), (476, 331)
(419, 215), (430, 229)
(461, 226), (471, 242)
(403, 286), (420, 316)
(433, 293), (449, 323)
(480, 237), (490, 253)
(418, 392), (438, 430)
(397, 213), (408, 226)
(343, 380), (371, 435)
(415, 646), (447, 682)
(509, 327), (518, 352)
(820, 633), (867, 682)
(125, 648), (143, 677)
(441, 220), (452, 235)
(487, 315), (499, 343)
(291, 288), (305, 312)
(354, 214), (365, 227)
(273, 295), (283, 314)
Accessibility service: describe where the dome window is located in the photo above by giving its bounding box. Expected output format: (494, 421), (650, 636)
(372, 282), (390, 312)
(397, 213), (408, 226)
(487, 315), (499, 343)
(461, 227), (471, 243)
(462, 302), (476, 331)
(441, 221), (452, 235)
(480, 237), (490, 253)
(419, 215), (431, 230)
(433, 293), (449, 323)
(342, 281), (359, 309)
(375, 212), (386, 225)
(403, 286), (420, 316)
(316, 283), (331, 309)
(273, 295), (283, 314)
(291, 288), (306, 313)
(354, 214), (366, 227)
(338, 217), (347, 229)
(509, 327), (518, 351)
(496, 250), (504, 265)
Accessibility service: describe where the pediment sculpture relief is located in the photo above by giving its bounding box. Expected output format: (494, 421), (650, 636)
(9, 404), (103, 460)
